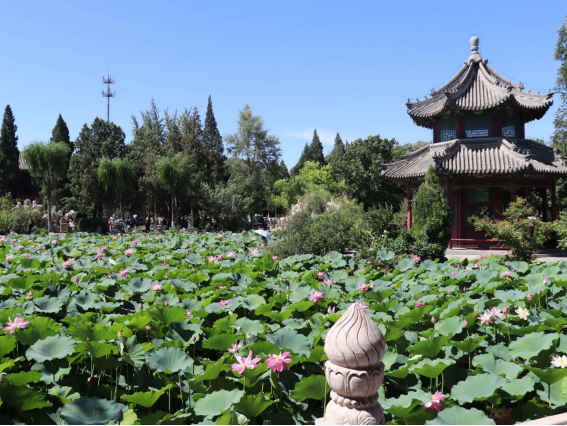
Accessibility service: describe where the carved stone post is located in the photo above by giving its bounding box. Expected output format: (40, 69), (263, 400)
(317, 303), (386, 425)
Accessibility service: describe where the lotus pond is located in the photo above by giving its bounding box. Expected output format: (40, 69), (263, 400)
(1, 232), (567, 424)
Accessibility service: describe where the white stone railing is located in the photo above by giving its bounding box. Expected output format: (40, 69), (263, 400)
(317, 303), (386, 425)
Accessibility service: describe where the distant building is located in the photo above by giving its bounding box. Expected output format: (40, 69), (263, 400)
(383, 37), (567, 248)
(19, 152), (42, 200)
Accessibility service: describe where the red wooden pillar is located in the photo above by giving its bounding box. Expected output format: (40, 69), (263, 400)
(456, 116), (465, 139)
(407, 181), (412, 230)
(552, 179), (558, 221)
(542, 187), (548, 222)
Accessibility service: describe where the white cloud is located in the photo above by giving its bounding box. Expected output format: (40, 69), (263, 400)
(283, 128), (336, 145)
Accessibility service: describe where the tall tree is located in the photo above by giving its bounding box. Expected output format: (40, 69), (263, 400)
(290, 143), (310, 176)
(51, 114), (73, 153)
(335, 135), (403, 210)
(97, 158), (134, 220)
(156, 153), (193, 226)
(69, 118), (127, 215)
(308, 129), (325, 165)
(327, 133), (345, 169)
(0, 105), (20, 197)
(22, 142), (69, 231)
(225, 105), (282, 212)
(203, 96), (226, 185)
(552, 17), (567, 153)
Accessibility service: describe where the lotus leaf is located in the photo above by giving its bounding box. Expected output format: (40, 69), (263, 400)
(146, 346), (193, 373)
(26, 335), (76, 362)
(60, 396), (128, 425)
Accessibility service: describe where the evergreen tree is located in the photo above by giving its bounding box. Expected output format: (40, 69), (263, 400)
(203, 96), (226, 185)
(411, 166), (452, 259)
(290, 143), (310, 177)
(308, 129), (325, 165)
(327, 133), (345, 169)
(69, 118), (127, 215)
(51, 114), (73, 153)
(0, 105), (20, 197)
(164, 121), (183, 157)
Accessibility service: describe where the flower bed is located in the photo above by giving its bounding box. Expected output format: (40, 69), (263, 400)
(0, 232), (566, 424)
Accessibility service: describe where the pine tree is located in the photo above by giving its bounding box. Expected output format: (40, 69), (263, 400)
(203, 96), (226, 185)
(327, 133), (345, 169)
(51, 114), (73, 153)
(290, 143), (310, 176)
(0, 105), (20, 197)
(308, 129), (325, 165)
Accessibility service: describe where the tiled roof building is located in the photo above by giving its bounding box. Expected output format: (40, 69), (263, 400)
(383, 37), (565, 249)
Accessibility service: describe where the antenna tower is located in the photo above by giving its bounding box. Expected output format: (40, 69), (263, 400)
(102, 74), (116, 122)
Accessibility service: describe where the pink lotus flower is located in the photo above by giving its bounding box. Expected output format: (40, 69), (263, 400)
(431, 317), (436, 323)
(424, 391), (447, 411)
(231, 350), (261, 374)
(112, 237), (117, 241)
(250, 249), (260, 257)
(28, 291), (33, 298)
(309, 291), (324, 303)
(3, 317), (30, 333)
(5, 255), (12, 260)
(383, 269), (388, 274)
(17, 245), (24, 250)
(208, 256), (218, 264)
(23, 254), (29, 259)
(0, 238), (4, 243)
(474, 262), (481, 268)
(186, 310), (193, 318)
(272, 256), (278, 261)
(479, 312), (493, 325)
(124, 249), (133, 256)
(163, 261), (168, 267)
(328, 306), (336, 314)
(51, 240), (57, 244)
(96, 252), (103, 260)
(527, 293), (532, 301)
(218, 285), (227, 289)
(11, 239), (16, 243)
(451, 271), (456, 277)
(464, 320), (468, 326)
(74, 276), (79, 283)
(220, 300), (231, 307)
(61, 261), (70, 268)
(227, 252), (235, 258)
(37, 243), (44, 248)
(266, 351), (293, 372)
(324, 278), (334, 286)
(217, 254), (223, 260)
(358, 283), (368, 291)
(356, 302), (369, 312)
(146, 326), (151, 330)
(317, 271), (324, 280)
(415, 301), (425, 308)
(544, 279), (549, 285)
(490, 307), (504, 319)
(189, 241), (194, 245)
(502, 306), (509, 315)
(150, 283), (162, 291)
(119, 269), (129, 278)
(413, 256), (421, 263)
(228, 342), (243, 353)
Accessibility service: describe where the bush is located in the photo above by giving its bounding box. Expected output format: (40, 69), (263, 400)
(0, 210), (15, 234)
(77, 218), (92, 232)
(266, 199), (393, 259)
(472, 197), (554, 261)
(91, 217), (110, 234)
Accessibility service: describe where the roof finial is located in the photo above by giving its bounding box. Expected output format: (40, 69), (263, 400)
(469, 36), (482, 62)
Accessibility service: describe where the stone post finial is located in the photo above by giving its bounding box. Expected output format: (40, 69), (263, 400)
(317, 303), (386, 425)
(469, 36), (482, 62)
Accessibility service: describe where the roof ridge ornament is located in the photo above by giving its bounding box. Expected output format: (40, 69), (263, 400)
(469, 36), (482, 62)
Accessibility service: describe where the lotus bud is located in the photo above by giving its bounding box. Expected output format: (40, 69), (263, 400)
(464, 320), (468, 326)
(474, 307), (478, 311)
(117, 410), (124, 422)
(441, 292), (444, 297)
(28, 291), (33, 298)
(164, 301), (169, 307)
(138, 303), (142, 309)
(246, 334), (252, 339)
(431, 317), (436, 323)
(117, 332), (122, 337)
(146, 326), (151, 330)
(383, 269), (387, 274)
(448, 290), (451, 294)
(544, 279), (548, 285)
(537, 290), (541, 295)
(527, 293), (532, 300)
(87, 377), (92, 385)
(503, 306), (509, 315)
(377, 260), (381, 265)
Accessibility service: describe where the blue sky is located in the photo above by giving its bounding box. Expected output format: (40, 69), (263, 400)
(0, 1), (565, 169)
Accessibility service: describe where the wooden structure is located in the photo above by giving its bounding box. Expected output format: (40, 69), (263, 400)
(383, 37), (567, 248)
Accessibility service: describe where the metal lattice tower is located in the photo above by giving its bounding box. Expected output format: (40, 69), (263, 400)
(102, 74), (116, 122)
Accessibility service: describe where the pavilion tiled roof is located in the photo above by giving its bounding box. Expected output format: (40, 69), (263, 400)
(407, 37), (553, 128)
(382, 138), (567, 180)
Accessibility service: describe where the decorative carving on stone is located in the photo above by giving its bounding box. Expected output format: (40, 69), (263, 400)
(317, 303), (386, 425)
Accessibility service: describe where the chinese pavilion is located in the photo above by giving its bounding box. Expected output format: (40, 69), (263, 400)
(383, 37), (567, 248)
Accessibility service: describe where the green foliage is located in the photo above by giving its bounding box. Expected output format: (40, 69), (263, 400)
(273, 161), (344, 212)
(97, 157), (134, 219)
(335, 134), (403, 210)
(327, 133), (346, 169)
(69, 118), (127, 215)
(200, 179), (251, 231)
(203, 96), (227, 185)
(473, 197), (554, 261)
(0, 105), (20, 197)
(411, 166), (452, 260)
(552, 17), (567, 153)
